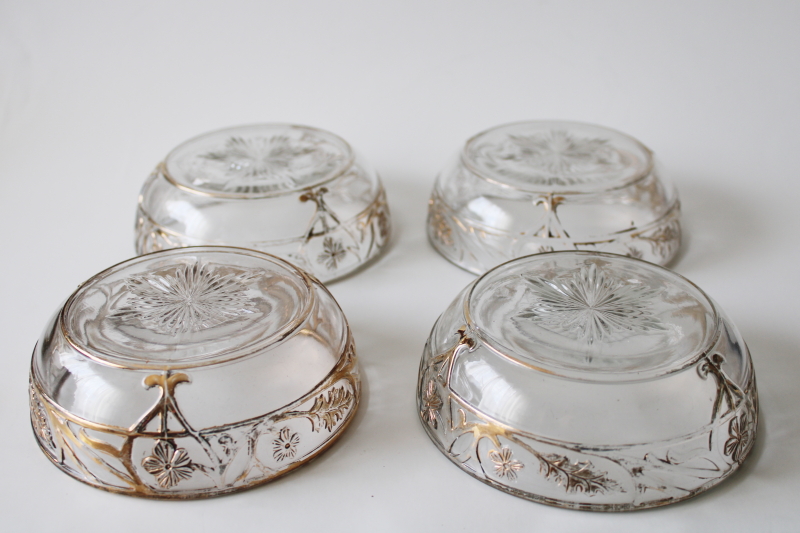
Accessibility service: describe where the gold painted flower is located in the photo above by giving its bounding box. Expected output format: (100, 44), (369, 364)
(489, 447), (524, 480)
(142, 440), (194, 488)
(724, 413), (752, 464)
(317, 237), (347, 270)
(272, 427), (301, 462)
(421, 380), (443, 429)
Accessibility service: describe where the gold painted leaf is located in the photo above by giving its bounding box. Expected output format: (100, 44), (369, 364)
(304, 386), (354, 432)
(539, 453), (617, 494)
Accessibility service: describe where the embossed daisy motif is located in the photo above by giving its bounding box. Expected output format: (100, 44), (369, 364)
(317, 237), (347, 270)
(115, 262), (259, 335)
(421, 380), (443, 429)
(724, 413), (752, 464)
(142, 440), (194, 489)
(201, 135), (341, 193)
(489, 447), (524, 480)
(516, 262), (665, 344)
(272, 427), (300, 462)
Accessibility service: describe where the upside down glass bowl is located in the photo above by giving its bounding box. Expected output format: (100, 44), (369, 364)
(136, 124), (391, 282)
(30, 247), (360, 499)
(417, 252), (757, 511)
(427, 121), (681, 274)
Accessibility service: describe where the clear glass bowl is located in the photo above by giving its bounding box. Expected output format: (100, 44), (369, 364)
(135, 124), (391, 282)
(427, 121), (681, 274)
(417, 252), (757, 511)
(30, 247), (360, 499)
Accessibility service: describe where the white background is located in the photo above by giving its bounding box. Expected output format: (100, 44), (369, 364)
(1, 1), (799, 531)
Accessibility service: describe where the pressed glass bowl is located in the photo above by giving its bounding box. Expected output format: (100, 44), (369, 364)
(427, 121), (681, 274)
(417, 252), (757, 511)
(30, 247), (360, 499)
(135, 124), (391, 282)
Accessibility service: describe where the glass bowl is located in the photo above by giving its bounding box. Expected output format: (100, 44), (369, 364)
(29, 247), (360, 499)
(417, 252), (757, 511)
(135, 124), (391, 282)
(427, 121), (681, 274)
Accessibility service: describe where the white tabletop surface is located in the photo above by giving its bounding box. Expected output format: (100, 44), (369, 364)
(2, 1), (799, 531)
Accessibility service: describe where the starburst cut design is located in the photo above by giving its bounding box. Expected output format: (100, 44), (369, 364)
(200, 135), (343, 193)
(114, 262), (259, 335)
(477, 130), (625, 187)
(516, 262), (665, 344)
